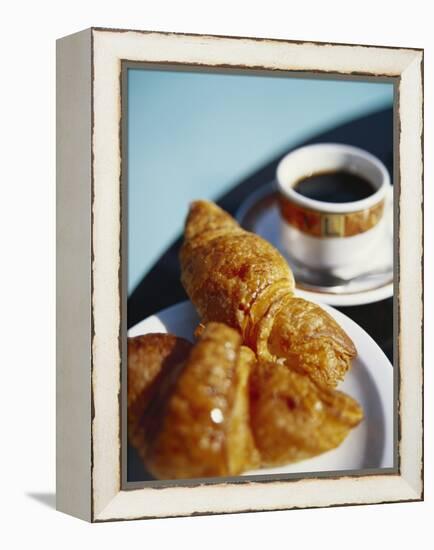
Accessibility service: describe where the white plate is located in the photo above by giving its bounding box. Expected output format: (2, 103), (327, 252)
(236, 187), (394, 306)
(129, 300), (394, 477)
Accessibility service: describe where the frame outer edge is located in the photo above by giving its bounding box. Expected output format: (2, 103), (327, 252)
(397, 51), (424, 498)
(87, 29), (423, 521)
(56, 28), (93, 522)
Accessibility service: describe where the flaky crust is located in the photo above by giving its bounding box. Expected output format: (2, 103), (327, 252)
(180, 201), (295, 340)
(250, 360), (363, 467)
(180, 200), (356, 386)
(144, 323), (260, 479)
(264, 296), (356, 387)
(127, 333), (192, 456)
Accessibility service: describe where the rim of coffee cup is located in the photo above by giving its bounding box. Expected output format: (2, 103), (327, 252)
(276, 143), (390, 214)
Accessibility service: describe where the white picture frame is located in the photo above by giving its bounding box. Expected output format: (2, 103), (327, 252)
(56, 27), (423, 522)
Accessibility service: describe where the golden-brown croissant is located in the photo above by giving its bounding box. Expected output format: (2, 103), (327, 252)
(130, 323), (260, 479)
(128, 325), (362, 479)
(180, 200), (356, 386)
(250, 360), (363, 467)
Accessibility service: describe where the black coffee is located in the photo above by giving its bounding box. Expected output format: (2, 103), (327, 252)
(293, 170), (375, 203)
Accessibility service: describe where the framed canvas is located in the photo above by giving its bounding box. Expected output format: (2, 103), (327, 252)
(56, 27), (423, 522)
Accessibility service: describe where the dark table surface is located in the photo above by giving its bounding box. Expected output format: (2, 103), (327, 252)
(128, 106), (394, 364)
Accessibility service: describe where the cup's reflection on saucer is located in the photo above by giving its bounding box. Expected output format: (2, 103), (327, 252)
(276, 143), (392, 272)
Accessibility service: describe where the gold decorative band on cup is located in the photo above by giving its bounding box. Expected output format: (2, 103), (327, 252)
(278, 196), (385, 238)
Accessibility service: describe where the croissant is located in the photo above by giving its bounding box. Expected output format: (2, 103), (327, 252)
(128, 325), (362, 479)
(129, 323), (260, 479)
(180, 200), (356, 387)
(250, 360), (363, 466)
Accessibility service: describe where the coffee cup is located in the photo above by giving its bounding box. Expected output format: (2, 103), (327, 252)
(276, 143), (392, 271)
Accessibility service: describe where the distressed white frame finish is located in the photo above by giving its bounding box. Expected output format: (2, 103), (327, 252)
(56, 27), (423, 522)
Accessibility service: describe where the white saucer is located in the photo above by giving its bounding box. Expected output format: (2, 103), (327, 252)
(129, 300), (394, 476)
(236, 186), (394, 306)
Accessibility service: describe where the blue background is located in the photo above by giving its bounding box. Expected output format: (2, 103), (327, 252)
(128, 69), (393, 295)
